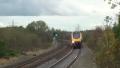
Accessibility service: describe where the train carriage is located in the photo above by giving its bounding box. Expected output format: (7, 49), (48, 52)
(71, 32), (82, 49)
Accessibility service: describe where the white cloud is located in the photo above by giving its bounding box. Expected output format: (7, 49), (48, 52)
(0, 22), (6, 27)
(0, 0), (115, 16)
(56, 0), (113, 16)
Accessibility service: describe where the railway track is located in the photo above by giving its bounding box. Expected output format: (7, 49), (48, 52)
(4, 40), (80, 68)
(47, 49), (80, 68)
(4, 41), (72, 68)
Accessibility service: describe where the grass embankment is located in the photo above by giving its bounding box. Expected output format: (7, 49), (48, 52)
(0, 20), (69, 65)
(0, 25), (52, 64)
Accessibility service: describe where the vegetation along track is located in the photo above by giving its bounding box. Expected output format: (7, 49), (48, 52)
(4, 41), (72, 68)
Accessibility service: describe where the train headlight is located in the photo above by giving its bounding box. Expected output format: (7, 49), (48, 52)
(72, 41), (75, 43)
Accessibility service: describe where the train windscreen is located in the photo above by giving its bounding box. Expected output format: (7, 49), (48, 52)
(73, 32), (80, 39)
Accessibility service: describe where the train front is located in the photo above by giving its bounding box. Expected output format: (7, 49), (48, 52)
(71, 32), (82, 49)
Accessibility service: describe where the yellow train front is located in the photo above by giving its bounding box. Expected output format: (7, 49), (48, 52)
(71, 32), (82, 49)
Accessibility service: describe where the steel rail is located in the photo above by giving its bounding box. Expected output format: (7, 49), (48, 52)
(48, 49), (80, 68)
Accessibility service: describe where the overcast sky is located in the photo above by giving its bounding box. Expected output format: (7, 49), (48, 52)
(0, 0), (118, 31)
(0, 16), (105, 31)
(0, 0), (117, 16)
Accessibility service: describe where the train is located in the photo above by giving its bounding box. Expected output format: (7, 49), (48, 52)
(71, 32), (82, 49)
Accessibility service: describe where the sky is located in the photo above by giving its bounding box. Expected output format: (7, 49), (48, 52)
(0, 0), (119, 31)
(0, 16), (105, 31)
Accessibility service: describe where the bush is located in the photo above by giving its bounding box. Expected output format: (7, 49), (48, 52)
(0, 41), (17, 58)
(84, 26), (120, 68)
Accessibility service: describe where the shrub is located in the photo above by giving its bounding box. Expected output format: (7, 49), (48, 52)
(0, 41), (17, 58)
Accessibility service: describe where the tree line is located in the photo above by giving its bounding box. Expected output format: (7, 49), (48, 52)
(84, 15), (120, 68)
(84, 0), (120, 68)
(0, 20), (69, 58)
